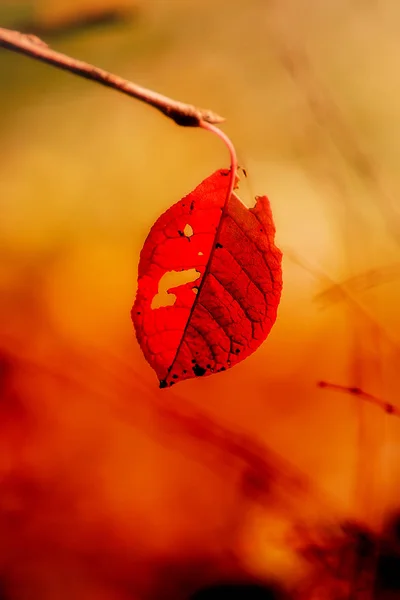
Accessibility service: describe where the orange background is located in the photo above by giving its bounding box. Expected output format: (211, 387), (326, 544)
(0, 1), (400, 598)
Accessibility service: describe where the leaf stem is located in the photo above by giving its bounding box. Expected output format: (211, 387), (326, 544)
(0, 27), (224, 127)
(200, 120), (238, 205)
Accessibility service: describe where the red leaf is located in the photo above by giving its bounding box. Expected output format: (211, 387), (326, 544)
(132, 169), (282, 388)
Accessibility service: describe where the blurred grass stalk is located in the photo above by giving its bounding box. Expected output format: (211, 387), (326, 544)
(0, 0), (138, 32)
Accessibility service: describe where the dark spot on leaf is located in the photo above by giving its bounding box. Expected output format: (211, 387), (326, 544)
(190, 200), (195, 211)
(183, 369), (187, 374)
(137, 311), (141, 315)
(191, 359), (196, 364)
(235, 348), (240, 354)
(159, 379), (167, 389)
(178, 230), (184, 237)
(216, 243), (223, 249)
(172, 374), (178, 379)
(192, 364), (206, 377)
(206, 364), (211, 369)
(220, 366), (226, 371)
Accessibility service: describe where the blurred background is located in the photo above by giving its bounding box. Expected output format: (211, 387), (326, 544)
(1, 0), (400, 598)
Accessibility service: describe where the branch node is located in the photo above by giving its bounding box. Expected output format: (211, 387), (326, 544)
(26, 33), (48, 48)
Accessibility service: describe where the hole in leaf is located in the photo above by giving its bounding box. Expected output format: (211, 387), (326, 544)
(198, 251), (204, 256)
(192, 364), (206, 377)
(183, 223), (193, 237)
(193, 287), (198, 295)
(151, 269), (200, 309)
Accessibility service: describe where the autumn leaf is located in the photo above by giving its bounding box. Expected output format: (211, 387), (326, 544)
(132, 168), (282, 388)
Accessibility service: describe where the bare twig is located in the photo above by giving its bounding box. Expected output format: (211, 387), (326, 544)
(0, 27), (224, 127)
(318, 381), (400, 418)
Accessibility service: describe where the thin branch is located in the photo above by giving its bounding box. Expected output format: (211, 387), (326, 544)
(0, 27), (224, 127)
(318, 381), (400, 418)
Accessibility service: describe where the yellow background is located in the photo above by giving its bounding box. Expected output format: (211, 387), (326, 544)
(0, 1), (399, 598)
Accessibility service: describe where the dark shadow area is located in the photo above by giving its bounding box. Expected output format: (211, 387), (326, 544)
(385, 512), (400, 544)
(0, 350), (13, 398)
(0, 579), (10, 600)
(376, 552), (400, 592)
(188, 583), (287, 600)
(375, 512), (400, 594)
